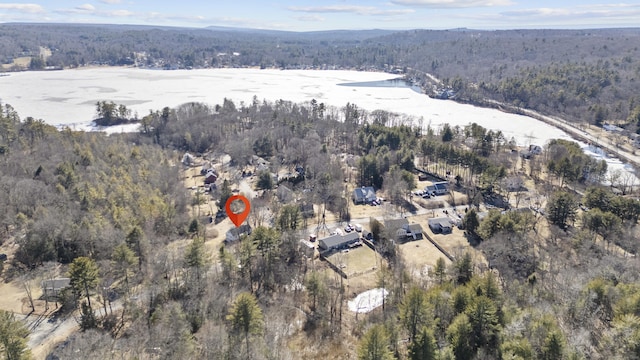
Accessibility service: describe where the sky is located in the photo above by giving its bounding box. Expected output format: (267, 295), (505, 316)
(1, 1), (640, 31)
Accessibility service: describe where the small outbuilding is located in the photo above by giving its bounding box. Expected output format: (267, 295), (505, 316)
(299, 240), (316, 258)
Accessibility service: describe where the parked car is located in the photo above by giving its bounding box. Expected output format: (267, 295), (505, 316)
(344, 224), (353, 233)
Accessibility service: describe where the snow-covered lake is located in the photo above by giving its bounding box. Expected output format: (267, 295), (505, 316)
(1, 67), (573, 145)
(0, 67), (635, 183)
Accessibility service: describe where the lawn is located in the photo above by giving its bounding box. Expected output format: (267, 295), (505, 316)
(399, 239), (452, 279)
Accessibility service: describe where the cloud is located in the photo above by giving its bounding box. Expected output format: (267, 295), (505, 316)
(289, 5), (414, 16)
(457, 3), (640, 28)
(100, 0), (122, 4)
(107, 9), (133, 17)
(75, 4), (95, 13)
(390, 0), (513, 8)
(499, 4), (640, 19)
(0, 3), (45, 13)
(293, 15), (325, 22)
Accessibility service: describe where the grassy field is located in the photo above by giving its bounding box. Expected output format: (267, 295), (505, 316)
(325, 245), (380, 278)
(399, 239), (452, 279)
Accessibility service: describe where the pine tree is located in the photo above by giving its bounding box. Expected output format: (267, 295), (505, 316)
(358, 325), (394, 360)
(226, 292), (264, 357)
(408, 326), (437, 360)
(0, 310), (31, 360)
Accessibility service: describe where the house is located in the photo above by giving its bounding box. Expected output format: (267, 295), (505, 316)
(203, 170), (218, 185)
(42, 278), (71, 299)
(428, 218), (453, 234)
(353, 186), (377, 205)
(385, 219), (423, 241)
(433, 182), (449, 195)
(384, 218), (409, 239)
(318, 232), (360, 252)
(225, 224), (252, 243)
(406, 224), (424, 240)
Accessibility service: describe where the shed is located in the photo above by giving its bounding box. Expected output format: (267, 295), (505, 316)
(299, 240), (315, 258)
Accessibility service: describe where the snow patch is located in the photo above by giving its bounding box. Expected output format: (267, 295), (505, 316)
(348, 288), (388, 313)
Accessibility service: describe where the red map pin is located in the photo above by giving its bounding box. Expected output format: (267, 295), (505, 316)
(225, 195), (251, 227)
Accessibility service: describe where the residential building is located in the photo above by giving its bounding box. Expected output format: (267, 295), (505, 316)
(353, 186), (377, 204)
(428, 218), (453, 234)
(225, 224), (252, 243)
(42, 278), (71, 299)
(318, 232), (360, 252)
(433, 181), (449, 195)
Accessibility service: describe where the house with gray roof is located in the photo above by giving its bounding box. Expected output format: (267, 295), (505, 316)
(318, 232), (360, 252)
(225, 224), (252, 243)
(428, 218), (453, 234)
(42, 278), (71, 300)
(353, 186), (376, 205)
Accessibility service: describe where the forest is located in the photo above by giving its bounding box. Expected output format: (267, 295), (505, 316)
(0, 91), (640, 359)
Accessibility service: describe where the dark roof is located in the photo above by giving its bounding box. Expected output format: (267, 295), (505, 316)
(428, 218), (452, 228)
(353, 187), (376, 201)
(384, 218), (409, 232)
(319, 232), (360, 250)
(228, 224), (252, 237)
(42, 278), (71, 290)
(434, 182), (448, 190)
(407, 223), (423, 234)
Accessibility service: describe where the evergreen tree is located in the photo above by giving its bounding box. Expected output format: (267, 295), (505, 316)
(400, 287), (430, 342)
(68, 256), (99, 309)
(409, 326), (437, 360)
(0, 310), (31, 360)
(226, 292), (264, 357)
(546, 191), (578, 230)
(358, 325), (394, 360)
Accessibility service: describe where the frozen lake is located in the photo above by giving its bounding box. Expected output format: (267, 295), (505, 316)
(0, 67), (635, 183)
(1, 67), (573, 145)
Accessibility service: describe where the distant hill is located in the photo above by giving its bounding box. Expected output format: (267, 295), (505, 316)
(204, 25), (396, 40)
